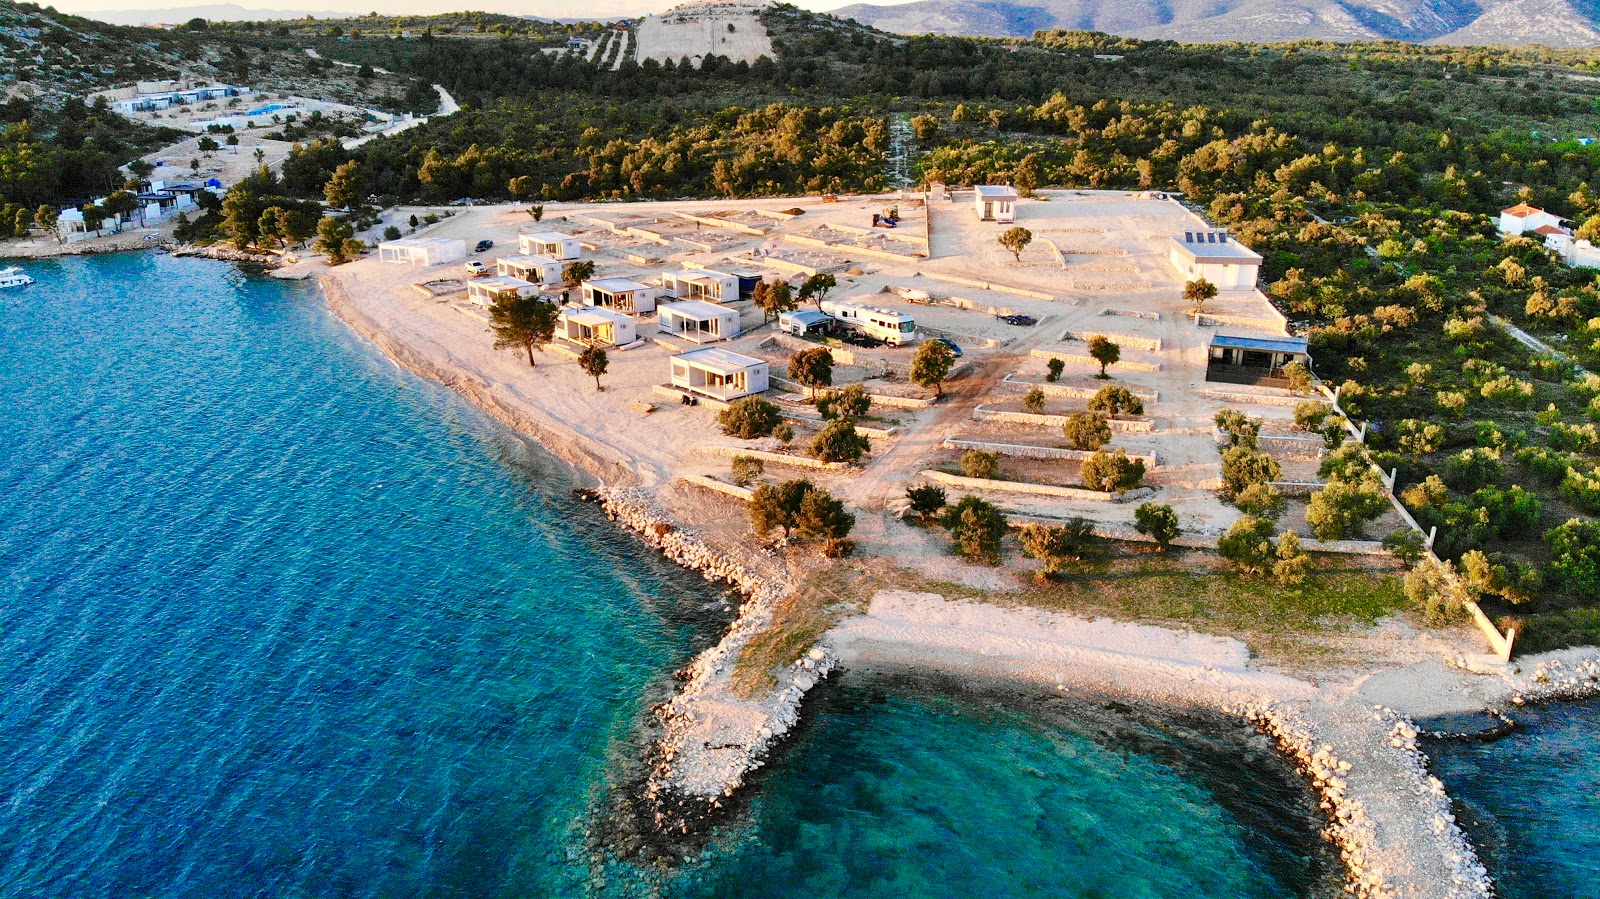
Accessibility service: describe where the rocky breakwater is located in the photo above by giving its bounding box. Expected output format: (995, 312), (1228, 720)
(1235, 699), (1492, 899)
(171, 243), (288, 267)
(1502, 650), (1600, 705)
(592, 487), (834, 833)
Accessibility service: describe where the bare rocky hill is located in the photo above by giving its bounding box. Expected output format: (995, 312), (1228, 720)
(831, 0), (1600, 44)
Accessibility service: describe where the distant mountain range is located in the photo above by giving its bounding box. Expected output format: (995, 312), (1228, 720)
(77, 4), (352, 26)
(830, 0), (1600, 45)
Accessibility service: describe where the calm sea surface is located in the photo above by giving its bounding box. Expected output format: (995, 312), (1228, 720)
(2, 253), (1336, 898)
(1426, 700), (1600, 899)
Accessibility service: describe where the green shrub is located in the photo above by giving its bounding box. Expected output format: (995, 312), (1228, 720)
(905, 484), (947, 522)
(1306, 475), (1389, 541)
(1045, 358), (1065, 382)
(718, 397), (783, 439)
(1082, 448), (1145, 494)
(1235, 482), (1287, 520)
(1214, 409), (1262, 447)
(817, 384), (871, 421)
(1221, 446), (1281, 501)
(1019, 519), (1094, 578)
(731, 454), (764, 487)
(1134, 502), (1179, 548)
(811, 420), (870, 463)
(942, 496), (1008, 564)
(1064, 412), (1111, 450)
(1088, 385), (1143, 417)
(1022, 387), (1046, 413)
(1219, 516), (1276, 573)
(960, 449), (1000, 480)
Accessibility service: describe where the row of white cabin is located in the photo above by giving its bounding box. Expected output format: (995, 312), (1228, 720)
(112, 84), (249, 114)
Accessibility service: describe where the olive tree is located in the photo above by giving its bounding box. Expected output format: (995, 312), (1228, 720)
(911, 338), (956, 397)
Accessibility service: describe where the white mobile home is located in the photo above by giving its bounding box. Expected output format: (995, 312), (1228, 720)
(496, 254), (563, 284)
(670, 348), (769, 401)
(582, 278), (658, 314)
(820, 300), (918, 345)
(660, 269), (739, 304)
(1168, 229), (1262, 290)
(466, 276), (540, 306)
(378, 237), (467, 266)
(658, 300), (741, 343)
(974, 185), (1018, 223)
(559, 307), (637, 347)
(518, 231), (582, 260)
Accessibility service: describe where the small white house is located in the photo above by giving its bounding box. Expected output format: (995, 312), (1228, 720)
(518, 231), (582, 260)
(582, 277), (658, 314)
(496, 254), (563, 284)
(658, 300), (741, 343)
(379, 237), (467, 266)
(559, 307), (637, 347)
(1498, 203), (1566, 236)
(974, 185), (1018, 223)
(1571, 240), (1600, 269)
(670, 348), (769, 401)
(661, 269), (739, 304)
(1168, 229), (1262, 290)
(466, 276), (540, 306)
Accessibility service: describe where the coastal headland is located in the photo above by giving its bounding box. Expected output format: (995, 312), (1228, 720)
(270, 191), (1600, 898)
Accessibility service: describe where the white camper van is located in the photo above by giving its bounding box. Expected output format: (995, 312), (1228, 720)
(820, 300), (918, 346)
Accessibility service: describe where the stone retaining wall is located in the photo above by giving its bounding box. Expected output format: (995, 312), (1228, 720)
(702, 444), (849, 471)
(1002, 373), (1160, 403)
(944, 437), (1158, 467)
(1062, 330), (1162, 352)
(922, 469), (1119, 502)
(1028, 349), (1163, 372)
(680, 474), (755, 500)
(972, 405), (1156, 433)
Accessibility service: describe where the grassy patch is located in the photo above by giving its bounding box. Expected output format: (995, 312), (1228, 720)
(855, 546), (1412, 666)
(731, 563), (868, 699)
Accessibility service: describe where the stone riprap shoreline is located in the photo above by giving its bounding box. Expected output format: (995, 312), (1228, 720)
(592, 487), (833, 825)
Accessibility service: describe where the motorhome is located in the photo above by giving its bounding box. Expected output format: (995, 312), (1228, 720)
(819, 300), (918, 346)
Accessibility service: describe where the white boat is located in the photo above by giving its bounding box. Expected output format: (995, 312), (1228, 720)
(0, 266), (33, 288)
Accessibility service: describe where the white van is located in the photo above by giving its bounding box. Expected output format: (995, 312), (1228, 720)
(820, 300), (918, 346)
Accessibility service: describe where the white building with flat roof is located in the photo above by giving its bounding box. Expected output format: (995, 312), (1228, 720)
(658, 300), (741, 343)
(974, 185), (1018, 223)
(559, 307), (637, 347)
(1499, 203), (1565, 236)
(1168, 229), (1262, 290)
(582, 278), (658, 314)
(466, 276), (540, 306)
(670, 348), (769, 401)
(378, 237), (467, 266)
(661, 269), (739, 304)
(518, 231), (582, 260)
(496, 254), (563, 284)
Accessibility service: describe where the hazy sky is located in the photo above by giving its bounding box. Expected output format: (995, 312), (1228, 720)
(58, 0), (919, 17)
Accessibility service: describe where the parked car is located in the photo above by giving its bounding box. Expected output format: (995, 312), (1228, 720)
(475, 239), (494, 253)
(843, 332), (883, 348)
(464, 260), (487, 274)
(999, 314), (1037, 326)
(932, 337), (964, 357)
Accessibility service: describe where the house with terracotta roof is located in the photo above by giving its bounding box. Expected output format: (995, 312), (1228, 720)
(1498, 203), (1566, 236)
(1533, 224), (1574, 255)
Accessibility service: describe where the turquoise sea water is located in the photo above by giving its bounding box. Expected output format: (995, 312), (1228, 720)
(1425, 700), (1600, 899)
(2, 253), (1334, 898)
